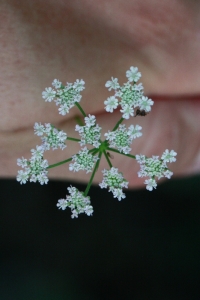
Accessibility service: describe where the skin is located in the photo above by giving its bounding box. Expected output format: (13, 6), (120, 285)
(0, 0), (200, 188)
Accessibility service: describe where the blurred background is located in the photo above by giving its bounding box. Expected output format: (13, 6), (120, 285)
(1, 175), (200, 300)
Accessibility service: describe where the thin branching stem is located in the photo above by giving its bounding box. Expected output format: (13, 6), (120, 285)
(84, 151), (102, 196)
(107, 147), (136, 159)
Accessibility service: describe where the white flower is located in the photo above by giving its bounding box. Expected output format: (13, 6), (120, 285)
(161, 149), (177, 163)
(120, 104), (134, 119)
(69, 147), (99, 173)
(37, 172), (49, 185)
(16, 170), (29, 184)
(119, 82), (144, 113)
(34, 123), (45, 136)
(112, 188), (126, 201)
(43, 80), (84, 115)
(30, 145), (44, 160)
(17, 157), (28, 168)
(136, 154), (146, 164)
(41, 124), (67, 150)
(164, 170), (173, 179)
(105, 124), (134, 154)
(75, 122), (102, 148)
(58, 103), (70, 115)
(42, 87), (56, 102)
(104, 96), (118, 113)
(105, 77), (120, 91)
(144, 178), (157, 191)
(56, 186), (93, 218)
(84, 114), (96, 128)
(17, 147), (49, 185)
(134, 83), (144, 91)
(126, 66), (141, 83)
(56, 199), (68, 210)
(127, 125), (142, 139)
(99, 167), (128, 201)
(52, 79), (62, 89)
(136, 151), (176, 189)
(139, 96), (154, 112)
(73, 79), (85, 92)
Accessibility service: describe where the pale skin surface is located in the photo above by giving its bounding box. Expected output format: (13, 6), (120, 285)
(0, 0), (200, 188)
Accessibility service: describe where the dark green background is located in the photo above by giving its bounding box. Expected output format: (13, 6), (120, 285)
(1, 175), (200, 299)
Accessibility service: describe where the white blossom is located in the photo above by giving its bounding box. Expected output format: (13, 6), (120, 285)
(52, 79), (62, 89)
(104, 96), (118, 112)
(105, 77), (120, 91)
(144, 178), (157, 191)
(126, 66), (141, 83)
(105, 124), (140, 154)
(17, 146), (49, 185)
(161, 149), (177, 163)
(136, 151), (176, 190)
(84, 114), (96, 128)
(69, 147), (99, 173)
(127, 125), (142, 139)
(42, 80), (85, 115)
(138, 96), (154, 112)
(34, 123), (45, 136)
(17, 157), (28, 168)
(42, 87), (56, 102)
(16, 170), (29, 184)
(30, 145), (44, 160)
(75, 117), (102, 148)
(73, 79), (85, 92)
(164, 169), (173, 179)
(99, 167), (128, 201)
(34, 123), (67, 151)
(120, 104), (134, 119)
(56, 186), (93, 218)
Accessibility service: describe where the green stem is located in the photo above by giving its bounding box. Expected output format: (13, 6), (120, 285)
(112, 117), (124, 131)
(67, 137), (81, 142)
(89, 148), (100, 155)
(107, 147), (136, 159)
(47, 157), (72, 169)
(84, 151), (102, 197)
(103, 150), (113, 168)
(75, 102), (87, 117)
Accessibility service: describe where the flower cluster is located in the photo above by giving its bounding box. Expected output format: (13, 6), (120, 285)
(34, 123), (67, 150)
(56, 186), (93, 218)
(75, 114), (102, 148)
(105, 66), (154, 119)
(136, 150), (177, 191)
(17, 67), (177, 218)
(105, 124), (142, 154)
(69, 147), (99, 173)
(17, 146), (49, 185)
(99, 167), (129, 200)
(42, 79), (85, 115)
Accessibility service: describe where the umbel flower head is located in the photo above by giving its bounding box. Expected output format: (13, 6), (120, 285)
(34, 123), (67, 150)
(17, 146), (49, 185)
(75, 114), (102, 148)
(56, 186), (93, 218)
(104, 66), (154, 119)
(104, 124), (142, 154)
(42, 79), (85, 115)
(69, 147), (99, 173)
(136, 150), (177, 191)
(99, 167), (129, 201)
(16, 66), (177, 218)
